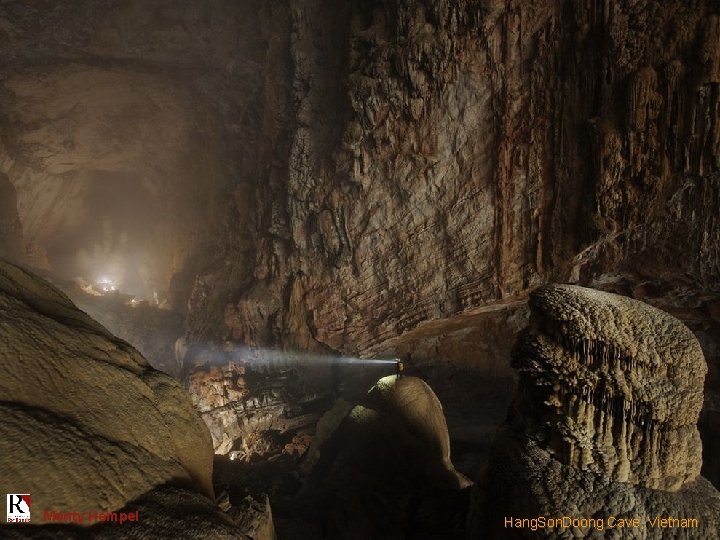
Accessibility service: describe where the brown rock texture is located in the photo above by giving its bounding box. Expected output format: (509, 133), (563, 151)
(207, 0), (720, 359)
(518, 285), (706, 489)
(0, 171), (23, 262)
(1, 0), (719, 510)
(170, 3), (720, 475)
(470, 285), (720, 538)
(187, 346), (336, 457)
(0, 261), (253, 537)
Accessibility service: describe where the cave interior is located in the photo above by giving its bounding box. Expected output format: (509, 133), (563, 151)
(1, 1), (719, 538)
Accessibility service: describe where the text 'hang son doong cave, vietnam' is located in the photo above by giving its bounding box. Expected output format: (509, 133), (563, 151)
(1, 1), (720, 539)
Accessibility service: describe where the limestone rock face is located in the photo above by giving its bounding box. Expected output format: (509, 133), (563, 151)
(188, 348), (330, 458)
(1, 1), (720, 474)
(168, 3), (720, 471)
(189, 361), (255, 455)
(0, 260), (251, 536)
(517, 284), (706, 490)
(307, 376), (470, 539)
(470, 285), (720, 538)
(205, 0), (720, 361)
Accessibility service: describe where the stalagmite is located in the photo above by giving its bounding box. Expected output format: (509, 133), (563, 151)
(470, 284), (720, 539)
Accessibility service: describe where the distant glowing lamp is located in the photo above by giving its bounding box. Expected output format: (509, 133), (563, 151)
(97, 276), (118, 293)
(395, 358), (404, 379)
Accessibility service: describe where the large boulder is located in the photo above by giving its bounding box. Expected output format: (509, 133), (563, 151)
(470, 284), (720, 538)
(305, 375), (471, 539)
(0, 261), (249, 537)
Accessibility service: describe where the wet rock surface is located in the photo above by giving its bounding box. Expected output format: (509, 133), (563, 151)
(471, 285), (720, 539)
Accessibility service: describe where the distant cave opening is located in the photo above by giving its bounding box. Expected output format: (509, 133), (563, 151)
(45, 170), (165, 301)
(0, 65), (233, 377)
(0, 67), (224, 311)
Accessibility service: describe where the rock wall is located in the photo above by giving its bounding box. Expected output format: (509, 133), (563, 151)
(180, 0), (720, 481)
(1, 0), (718, 489)
(201, 0), (720, 369)
(1, 0), (718, 383)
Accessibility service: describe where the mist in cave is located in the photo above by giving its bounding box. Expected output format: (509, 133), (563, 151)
(46, 171), (160, 298)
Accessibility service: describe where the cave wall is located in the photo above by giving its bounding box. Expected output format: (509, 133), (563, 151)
(0, 0), (282, 303)
(0, 0), (718, 474)
(184, 0), (720, 478)
(202, 0), (720, 366)
(2, 0), (716, 361)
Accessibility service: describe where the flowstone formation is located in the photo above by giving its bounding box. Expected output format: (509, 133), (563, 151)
(0, 261), (258, 538)
(471, 284), (720, 539)
(520, 284), (706, 490)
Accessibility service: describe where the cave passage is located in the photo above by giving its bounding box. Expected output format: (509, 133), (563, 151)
(1, 1), (720, 538)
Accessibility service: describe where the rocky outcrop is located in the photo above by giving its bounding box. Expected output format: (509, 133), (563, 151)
(188, 347), (333, 457)
(305, 376), (471, 539)
(0, 260), (254, 536)
(519, 284), (706, 490)
(1, 1), (720, 532)
(174, 3), (720, 472)
(1, 1), (719, 460)
(470, 285), (720, 538)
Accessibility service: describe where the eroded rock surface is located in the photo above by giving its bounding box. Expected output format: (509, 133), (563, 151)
(188, 349), (331, 458)
(0, 261), (254, 537)
(471, 285), (720, 538)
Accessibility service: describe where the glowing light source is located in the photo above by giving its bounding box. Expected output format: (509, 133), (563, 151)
(97, 276), (118, 293)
